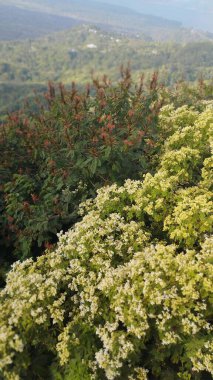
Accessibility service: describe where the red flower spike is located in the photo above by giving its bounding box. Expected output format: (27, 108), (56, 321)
(138, 131), (145, 137)
(123, 140), (134, 147)
(44, 140), (51, 148)
(23, 118), (29, 127)
(23, 202), (30, 210)
(101, 132), (108, 139)
(92, 137), (99, 144)
(107, 123), (115, 131)
(7, 216), (14, 223)
(146, 139), (155, 147)
(44, 242), (54, 250)
(31, 194), (39, 203)
(128, 109), (134, 117)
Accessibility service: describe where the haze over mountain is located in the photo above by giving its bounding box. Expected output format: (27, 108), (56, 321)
(94, 0), (213, 33)
(0, 4), (81, 40)
(0, 0), (212, 41)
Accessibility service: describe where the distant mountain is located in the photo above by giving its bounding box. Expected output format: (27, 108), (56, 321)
(0, 5), (81, 40)
(0, 0), (212, 42)
(93, 0), (213, 33)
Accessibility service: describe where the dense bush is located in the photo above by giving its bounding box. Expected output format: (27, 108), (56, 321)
(0, 71), (165, 267)
(1, 72), (212, 273)
(0, 103), (212, 380)
(167, 79), (213, 109)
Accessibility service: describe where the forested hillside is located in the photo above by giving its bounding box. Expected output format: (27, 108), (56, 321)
(1, 0), (213, 41)
(0, 25), (213, 116)
(0, 72), (212, 379)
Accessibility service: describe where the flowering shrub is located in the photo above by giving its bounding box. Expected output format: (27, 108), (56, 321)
(166, 80), (213, 109)
(0, 71), (164, 264)
(0, 103), (212, 379)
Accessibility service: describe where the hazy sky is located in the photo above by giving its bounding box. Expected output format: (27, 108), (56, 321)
(94, 0), (213, 32)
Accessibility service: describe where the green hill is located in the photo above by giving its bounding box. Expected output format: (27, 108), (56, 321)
(0, 25), (213, 116)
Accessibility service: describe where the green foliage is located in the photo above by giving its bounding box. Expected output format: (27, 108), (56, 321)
(0, 72), (163, 262)
(1, 25), (213, 86)
(0, 82), (46, 119)
(0, 25), (213, 116)
(0, 102), (212, 380)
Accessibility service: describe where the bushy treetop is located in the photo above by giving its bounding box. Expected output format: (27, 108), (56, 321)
(0, 102), (212, 379)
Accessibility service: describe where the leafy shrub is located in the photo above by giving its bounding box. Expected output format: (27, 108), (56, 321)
(166, 79), (213, 109)
(0, 71), (165, 264)
(0, 103), (212, 380)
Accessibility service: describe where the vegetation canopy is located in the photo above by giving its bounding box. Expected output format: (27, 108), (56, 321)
(0, 71), (169, 273)
(0, 1), (213, 378)
(0, 98), (212, 380)
(0, 25), (213, 117)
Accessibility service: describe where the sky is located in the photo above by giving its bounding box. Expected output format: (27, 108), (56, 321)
(94, 0), (213, 32)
